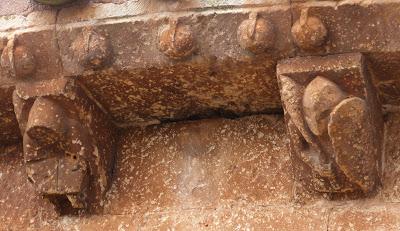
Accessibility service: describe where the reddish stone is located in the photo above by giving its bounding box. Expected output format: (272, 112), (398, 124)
(329, 203), (400, 231)
(104, 115), (293, 214)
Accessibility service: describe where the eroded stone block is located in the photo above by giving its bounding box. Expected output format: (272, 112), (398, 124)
(15, 32), (60, 78)
(0, 86), (20, 145)
(277, 53), (383, 195)
(56, 7), (293, 125)
(104, 115), (292, 214)
(381, 111), (400, 202)
(12, 77), (116, 212)
(0, 145), (58, 230)
(328, 203), (400, 231)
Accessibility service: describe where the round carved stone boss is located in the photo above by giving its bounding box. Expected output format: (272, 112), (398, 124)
(159, 21), (195, 60)
(291, 9), (327, 50)
(77, 30), (112, 70)
(237, 13), (275, 54)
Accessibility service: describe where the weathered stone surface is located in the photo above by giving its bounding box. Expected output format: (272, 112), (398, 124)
(291, 8), (328, 51)
(159, 20), (196, 60)
(237, 13), (276, 54)
(0, 86), (20, 145)
(328, 203), (400, 231)
(277, 53), (383, 196)
(303, 76), (346, 136)
(58, 204), (328, 230)
(368, 53), (400, 102)
(291, 1), (400, 55)
(1, 1), (399, 131)
(0, 2), (55, 32)
(380, 111), (400, 202)
(0, 114), (298, 230)
(329, 97), (378, 193)
(0, 30), (62, 82)
(74, 28), (112, 70)
(103, 115), (292, 214)
(0, 145), (58, 230)
(1, 112), (400, 229)
(57, 7), (292, 126)
(2, 0), (400, 229)
(0, 0), (53, 17)
(13, 77), (116, 212)
(57, 0), (289, 24)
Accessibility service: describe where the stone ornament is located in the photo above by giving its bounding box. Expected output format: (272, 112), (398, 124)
(277, 53), (383, 194)
(237, 12), (275, 54)
(159, 19), (196, 59)
(12, 78), (115, 211)
(74, 29), (112, 70)
(0, 37), (36, 80)
(291, 8), (327, 50)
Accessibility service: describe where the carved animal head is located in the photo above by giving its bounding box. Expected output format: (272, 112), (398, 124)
(15, 96), (91, 209)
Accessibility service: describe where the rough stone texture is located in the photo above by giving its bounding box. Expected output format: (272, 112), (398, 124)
(3, 30), (63, 82)
(0, 114), (400, 230)
(0, 3), (55, 32)
(380, 111), (400, 202)
(328, 203), (400, 231)
(303, 76), (346, 136)
(0, 145), (58, 230)
(0, 86), (20, 145)
(57, 0), (289, 24)
(57, 205), (329, 230)
(237, 13), (276, 54)
(1, 1), (400, 131)
(103, 115), (292, 215)
(0, 0), (52, 17)
(56, 6), (292, 126)
(13, 77), (116, 213)
(291, 1), (400, 55)
(328, 97), (377, 193)
(277, 53), (383, 197)
(2, 0), (400, 230)
(291, 8), (328, 51)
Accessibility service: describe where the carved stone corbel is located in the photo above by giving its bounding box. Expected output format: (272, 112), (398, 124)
(12, 78), (115, 212)
(277, 53), (383, 195)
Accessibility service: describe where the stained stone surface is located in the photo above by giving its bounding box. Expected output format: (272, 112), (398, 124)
(328, 203), (400, 231)
(0, 86), (20, 145)
(103, 115), (292, 215)
(57, 204), (329, 230)
(1, 114), (400, 230)
(381, 111), (400, 202)
(13, 77), (117, 212)
(0, 0), (400, 132)
(277, 53), (383, 196)
(2, 0), (400, 230)
(57, 0), (289, 23)
(56, 6), (292, 126)
(0, 145), (58, 230)
(0, 0), (52, 17)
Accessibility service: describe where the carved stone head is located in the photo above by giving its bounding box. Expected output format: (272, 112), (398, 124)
(277, 53), (383, 195)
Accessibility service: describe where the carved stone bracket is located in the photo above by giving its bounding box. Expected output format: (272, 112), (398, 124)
(277, 53), (383, 195)
(12, 77), (115, 211)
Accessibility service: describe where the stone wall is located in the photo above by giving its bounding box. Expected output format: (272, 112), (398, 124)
(1, 113), (400, 230)
(2, 0), (400, 230)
